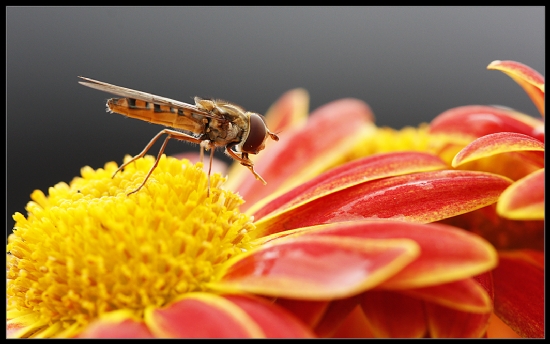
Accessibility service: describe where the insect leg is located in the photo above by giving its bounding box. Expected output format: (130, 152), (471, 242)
(127, 134), (171, 195)
(225, 148), (267, 185)
(113, 128), (203, 194)
(206, 144), (216, 197)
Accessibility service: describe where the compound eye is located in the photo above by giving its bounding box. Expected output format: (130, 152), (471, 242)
(242, 113), (267, 154)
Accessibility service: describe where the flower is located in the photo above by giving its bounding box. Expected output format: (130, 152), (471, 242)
(7, 153), (506, 338)
(8, 62), (537, 338)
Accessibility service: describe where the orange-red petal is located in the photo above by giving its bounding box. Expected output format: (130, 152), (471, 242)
(257, 220), (497, 290)
(78, 311), (154, 338)
(145, 293), (264, 338)
(452, 132), (544, 168)
(254, 170), (512, 236)
(492, 250), (544, 338)
(234, 98), (375, 211)
(222, 294), (315, 338)
(211, 234), (420, 299)
(251, 151), (448, 219)
(262, 221), (497, 289)
(487, 60), (545, 117)
(429, 105), (544, 142)
(399, 278), (492, 313)
(497, 168), (545, 220)
(263, 88), (309, 134)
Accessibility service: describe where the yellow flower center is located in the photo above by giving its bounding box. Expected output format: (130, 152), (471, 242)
(7, 156), (255, 337)
(342, 124), (434, 163)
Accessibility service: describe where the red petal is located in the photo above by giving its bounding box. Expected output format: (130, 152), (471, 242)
(429, 105), (544, 142)
(225, 89), (309, 190)
(360, 290), (427, 338)
(486, 312), (522, 338)
(234, 98), (375, 211)
(487, 60), (545, 117)
(261, 221), (497, 289)
(313, 296), (362, 337)
(79, 312), (154, 338)
(497, 168), (545, 220)
(251, 151), (447, 220)
(274, 299), (329, 328)
(492, 250), (544, 338)
(263, 88), (309, 134)
(425, 301), (491, 338)
(254, 170), (512, 236)
(399, 278), (492, 313)
(223, 294), (314, 338)
(452, 132), (544, 167)
(213, 235), (419, 299)
(145, 293), (264, 337)
(330, 305), (376, 338)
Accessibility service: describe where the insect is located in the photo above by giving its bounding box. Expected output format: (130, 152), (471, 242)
(78, 77), (279, 196)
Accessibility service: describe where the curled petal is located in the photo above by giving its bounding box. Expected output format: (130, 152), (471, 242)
(487, 60), (545, 117)
(211, 235), (420, 300)
(452, 132), (544, 168)
(251, 151), (448, 219)
(145, 293), (264, 338)
(451, 132), (544, 180)
(233, 98), (375, 211)
(78, 311), (154, 338)
(254, 170), (512, 236)
(222, 294), (315, 338)
(492, 250), (544, 338)
(429, 105), (544, 142)
(258, 221), (498, 290)
(497, 168), (544, 220)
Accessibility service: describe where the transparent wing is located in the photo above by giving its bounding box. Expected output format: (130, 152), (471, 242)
(78, 76), (224, 120)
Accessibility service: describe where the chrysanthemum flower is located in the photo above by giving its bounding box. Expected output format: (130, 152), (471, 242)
(7, 153), (507, 338)
(7, 61), (540, 338)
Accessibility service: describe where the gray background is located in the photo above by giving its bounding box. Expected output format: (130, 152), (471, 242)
(7, 7), (545, 235)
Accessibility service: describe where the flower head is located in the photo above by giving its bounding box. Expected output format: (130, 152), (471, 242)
(7, 61), (542, 338)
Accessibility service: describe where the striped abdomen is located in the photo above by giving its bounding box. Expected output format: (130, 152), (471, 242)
(107, 98), (207, 134)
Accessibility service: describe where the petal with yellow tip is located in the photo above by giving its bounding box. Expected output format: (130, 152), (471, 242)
(497, 168), (544, 220)
(253, 170), (512, 236)
(452, 132), (544, 168)
(212, 234), (420, 300)
(430, 105), (544, 142)
(487, 60), (545, 117)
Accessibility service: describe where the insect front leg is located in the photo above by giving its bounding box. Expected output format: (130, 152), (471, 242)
(225, 147), (267, 185)
(199, 140), (216, 197)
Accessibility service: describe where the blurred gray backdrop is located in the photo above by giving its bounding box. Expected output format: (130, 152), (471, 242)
(7, 7), (544, 235)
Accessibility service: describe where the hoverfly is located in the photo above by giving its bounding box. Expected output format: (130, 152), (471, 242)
(78, 77), (279, 196)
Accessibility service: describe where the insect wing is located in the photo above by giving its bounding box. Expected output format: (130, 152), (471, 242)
(78, 76), (224, 120)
